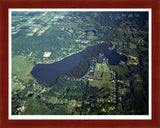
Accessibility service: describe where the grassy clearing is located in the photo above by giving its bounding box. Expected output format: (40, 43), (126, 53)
(22, 98), (53, 115)
(89, 63), (113, 89)
(12, 56), (34, 82)
(87, 31), (98, 40)
(129, 43), (137, 49)
(95, 63), (110, 72)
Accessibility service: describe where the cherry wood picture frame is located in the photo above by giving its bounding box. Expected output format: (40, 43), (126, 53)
(0, 0), (160, 128)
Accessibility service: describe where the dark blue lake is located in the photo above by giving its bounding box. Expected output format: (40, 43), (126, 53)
(30, 43), (127, 86)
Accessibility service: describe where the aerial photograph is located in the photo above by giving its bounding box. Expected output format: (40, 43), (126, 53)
(10, 10), (149, 115)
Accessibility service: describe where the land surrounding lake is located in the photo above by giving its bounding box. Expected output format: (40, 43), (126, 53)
(11, 11), (149, 115)
(31, 43), (127, 86)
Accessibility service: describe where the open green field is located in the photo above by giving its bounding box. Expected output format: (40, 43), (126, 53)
(12, 56), (34, 82)
(22, 98), (54, 115)
(87, 31), (98, 40)
(95, 63), (110, 72)
(89, 63), (113, 89)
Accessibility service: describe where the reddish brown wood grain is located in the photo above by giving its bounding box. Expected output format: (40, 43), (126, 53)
(0, 0), (160, 128)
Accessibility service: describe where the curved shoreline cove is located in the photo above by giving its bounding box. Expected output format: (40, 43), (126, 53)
(31, 43), (127, 86)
